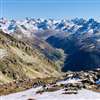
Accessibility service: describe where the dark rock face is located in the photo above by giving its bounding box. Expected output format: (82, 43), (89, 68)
(46, 35), (100, 71)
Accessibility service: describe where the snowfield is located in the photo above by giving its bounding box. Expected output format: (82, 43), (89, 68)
(1, 87), (100, 100)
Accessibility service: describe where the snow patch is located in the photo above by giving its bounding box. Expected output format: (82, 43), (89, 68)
(56, 78), (81, 85)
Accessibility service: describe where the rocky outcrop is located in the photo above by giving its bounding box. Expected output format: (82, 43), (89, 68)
(64, 69), (100, 90)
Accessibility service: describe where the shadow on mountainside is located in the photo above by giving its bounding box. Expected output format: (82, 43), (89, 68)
(46, 35), (100, 72)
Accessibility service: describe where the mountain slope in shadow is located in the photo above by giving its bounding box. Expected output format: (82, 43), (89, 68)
(46, 34), (100, 71)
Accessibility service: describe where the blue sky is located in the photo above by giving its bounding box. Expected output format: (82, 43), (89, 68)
(0, 0), (100, 20)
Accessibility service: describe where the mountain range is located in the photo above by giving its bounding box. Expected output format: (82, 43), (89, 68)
(0, 18), (100, 81)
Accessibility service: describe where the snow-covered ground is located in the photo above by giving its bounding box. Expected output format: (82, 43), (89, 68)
(1, 87), (100, 100)
(1, 80), (100, 100)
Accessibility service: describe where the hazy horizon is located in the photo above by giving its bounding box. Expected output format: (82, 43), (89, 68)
(0, 0), (100, 21)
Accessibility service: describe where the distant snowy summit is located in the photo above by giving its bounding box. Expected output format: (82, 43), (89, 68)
(0, 18), (100, 34)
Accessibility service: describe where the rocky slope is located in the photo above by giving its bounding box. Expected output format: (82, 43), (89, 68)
(46, 19), (100, 71)
(47, 31), (100, 71)
(0, 30), (61, 84)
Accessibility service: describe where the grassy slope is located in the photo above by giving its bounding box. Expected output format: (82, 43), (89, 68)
(0, 31), (61, 84)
